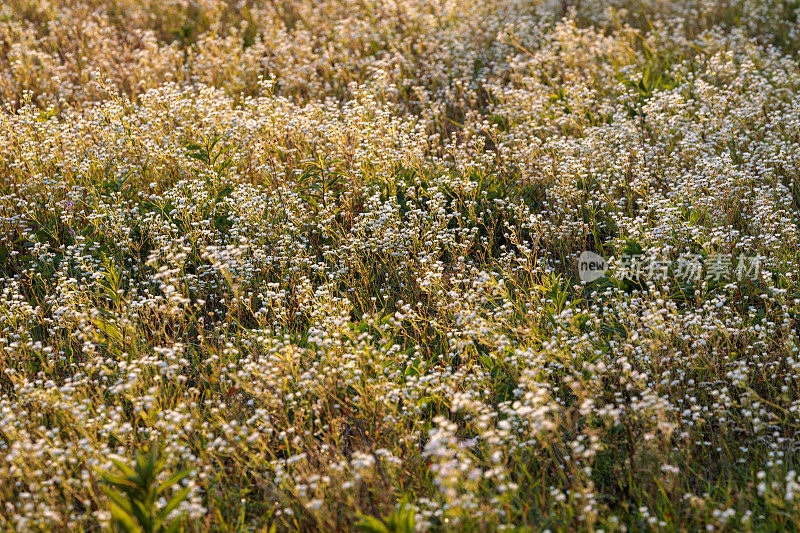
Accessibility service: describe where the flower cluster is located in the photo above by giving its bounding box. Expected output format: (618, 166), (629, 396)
(0, 0), (799, 531)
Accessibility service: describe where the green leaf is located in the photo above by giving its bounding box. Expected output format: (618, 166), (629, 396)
(109, 458), (138, 479)
(129, 499), (153, 533)
(109, 503), (141, 533)
(102, 485), (134, 514)
(160, 520), (183, 533)
(160, 486), (191, 518)
(156, 470), (191, 496)
(354, 515), (390, 533)
(215, 185), (234, 202)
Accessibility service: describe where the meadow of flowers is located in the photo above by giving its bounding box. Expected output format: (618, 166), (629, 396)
(1, 0), (799, 530)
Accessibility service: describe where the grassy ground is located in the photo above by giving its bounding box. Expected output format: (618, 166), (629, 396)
(1, 0), (800, 530)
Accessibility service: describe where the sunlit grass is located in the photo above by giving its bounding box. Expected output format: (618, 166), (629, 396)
(0, 0), (799, 531)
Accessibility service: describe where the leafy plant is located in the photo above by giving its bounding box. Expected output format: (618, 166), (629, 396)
(355, 497), (416, 533)
(296, 153), (345, 212)
(100, 445), (192, 533)
(186, 135), (234, 176)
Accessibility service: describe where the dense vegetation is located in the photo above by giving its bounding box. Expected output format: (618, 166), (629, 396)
(1, 0), (800, 530)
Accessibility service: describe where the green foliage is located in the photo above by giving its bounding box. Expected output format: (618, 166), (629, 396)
(186, 135), (234, 176)
(100, 446), (192, 533)
(296, 153), (346, 212)
(355, 498), (416, 533)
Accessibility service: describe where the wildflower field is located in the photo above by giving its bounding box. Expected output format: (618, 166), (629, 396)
(1, 0), (800, 530)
